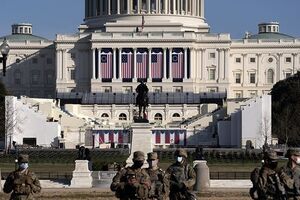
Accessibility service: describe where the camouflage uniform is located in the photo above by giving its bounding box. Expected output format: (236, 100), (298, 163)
(279, 149), (300, 200)
(250, 150), (286, 200)
(111, 151), (151, 200)
(3, 154), (41, 200)
(146, 152), (169, 200)
(165, 148), (196, 200)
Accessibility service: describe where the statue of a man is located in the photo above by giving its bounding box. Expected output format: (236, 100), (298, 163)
(135, 81), (149, 119)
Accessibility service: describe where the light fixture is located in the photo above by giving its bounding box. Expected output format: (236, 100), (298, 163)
(0, 38), (10, 76)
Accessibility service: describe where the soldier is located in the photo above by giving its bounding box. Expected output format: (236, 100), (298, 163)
(3, 154), (41, 200)
(250, 150), (286, 200)
(146, 152), (169, 200)
(278, 148), (300, 199)
(111, 151), (151, 200)
(165, 148), (196, 200)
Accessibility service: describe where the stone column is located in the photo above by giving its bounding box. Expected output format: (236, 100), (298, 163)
(201, 49), (206, 80)
(119, 48), (123, 80)
(257, 53), (262, 85)
(169, 48), (173, 79)
(133, 48), (137, 80)
(62, 49), (68, 80)
(177, 0), (180, 15)
(163, 48), (167, 80)
(108, 0), (111, 15)
(277, 53), (283, 81)
(92, 0), (97, 16)
(113, 48), (117, 80)
(117, 0), (120, 14)
(164, 0), (168, 14)
(172, 0), (176, 14)
(242, 54), (246, 85)
(147, 0), (151, 13)
(56, 49), (62, 80)
(185, 0), (188, 14)
(148, 48), (152, 81)
(127, 0), (131, 14)
(217, 49), (221, 82)
(137, 0), (140, 13)
(201, 0), (204, 17)
(224, 49), (229, 81)
(98, 49), (101, 80)
(293, 53), (297, 74)
(99, 0), (103, 15)
(184, 48), (188, 79)
(92, 48), (96, 80)
(180, 0), (183, 14)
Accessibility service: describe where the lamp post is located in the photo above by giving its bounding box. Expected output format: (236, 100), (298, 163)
(0, 38), (10, 76)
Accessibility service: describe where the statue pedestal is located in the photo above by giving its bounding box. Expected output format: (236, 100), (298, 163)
(193, 160), (210, 191)
(126, 123), (153, 168)
(70, 160), (93, 188)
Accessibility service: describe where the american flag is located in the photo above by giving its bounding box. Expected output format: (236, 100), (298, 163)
(121, 53), (133, 78)
(151, 52), (163, 79)
(136, 52), (147, 79)
(100, 53), (112, 78)
(172, 52), (183, 79)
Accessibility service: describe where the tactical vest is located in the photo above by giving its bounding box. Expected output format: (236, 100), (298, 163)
(13, 170), (32, 195)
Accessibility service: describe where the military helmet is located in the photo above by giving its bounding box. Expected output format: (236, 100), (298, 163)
(18, 154), (29, 163)
(133, 151), (145, 161)
(263, 150), (278, 160)
(285, 148), (300, 158)
(147, 152), (158, 160)
(174, 148), (188, 158)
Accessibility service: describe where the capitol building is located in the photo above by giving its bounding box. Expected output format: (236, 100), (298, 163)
(1, 0), (299, 149)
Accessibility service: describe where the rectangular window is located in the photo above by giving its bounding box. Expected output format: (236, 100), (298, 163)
(250, 58), (256, 63)
(249, 91), (257, 98)
(235, 58), (241, 63)
(285, 57), (292, 63)
(70, 69), (76, 80)
(31, 72), (40, 85)
(208, 88), (217, 93)
(173, 86), (183, 93)
(250, 73), (256, 84)
(235, 73), (241, 83)
(235, 92), (242, 98)
(209, 69), (216, 80)
(153, 86), (162, 93)
(285, 73), (292, 78)
(122, 86), (132, 93)
(103, 87), (112, 93)
(209, 53), (215, 59)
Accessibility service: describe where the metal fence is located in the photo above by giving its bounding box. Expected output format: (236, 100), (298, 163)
(1, 171), (250, 180)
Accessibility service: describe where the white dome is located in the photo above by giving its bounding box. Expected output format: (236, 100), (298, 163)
(81, 0), (209, 33)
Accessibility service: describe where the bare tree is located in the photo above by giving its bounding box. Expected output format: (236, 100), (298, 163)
(4, 96), (25, 154)
(259, 115), (271, 152)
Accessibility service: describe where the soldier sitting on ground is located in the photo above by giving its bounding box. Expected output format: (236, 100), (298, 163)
(278, 148), (300, 199)
(165, 148), (197, 200)
(146, 152), (169, 200)
(3, 154), (41, 200)
(111, 151), (151, 200)
(250, 150), (286, 200)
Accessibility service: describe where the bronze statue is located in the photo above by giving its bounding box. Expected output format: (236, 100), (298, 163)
(135, 80), (149, 119)
(77, 146), (91, 161)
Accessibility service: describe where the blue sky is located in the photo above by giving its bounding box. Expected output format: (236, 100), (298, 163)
(0, 0), (299, 39)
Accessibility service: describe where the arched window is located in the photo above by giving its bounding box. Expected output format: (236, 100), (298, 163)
(119, 113), (127, 121)
(154, 113), (162, 121)
(172, 113), (180, 118)
(267, 69), (274, 84)
(101, 113), (109, 118)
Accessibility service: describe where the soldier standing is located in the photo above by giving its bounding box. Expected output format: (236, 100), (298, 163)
(111, 151), (151, 200)
(3, 154), (41, 200)
(250, 150), (286, 200)
(146, 152), (169, 200)
(279, 148), (300, 199)
(165, 148), (196, 200)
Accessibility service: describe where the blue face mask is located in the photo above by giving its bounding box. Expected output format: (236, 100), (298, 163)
(177, 156), (183, 163)
(19, 163), (28, 170)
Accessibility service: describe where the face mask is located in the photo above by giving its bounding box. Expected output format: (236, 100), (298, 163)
(268, 161), (278, 170)
(134, 160), (144, 168)
(148, 160), (158, 168)
(177, 156), (183, 163)
(19, 163), (28, 170)
(293, 157), (300, 165)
